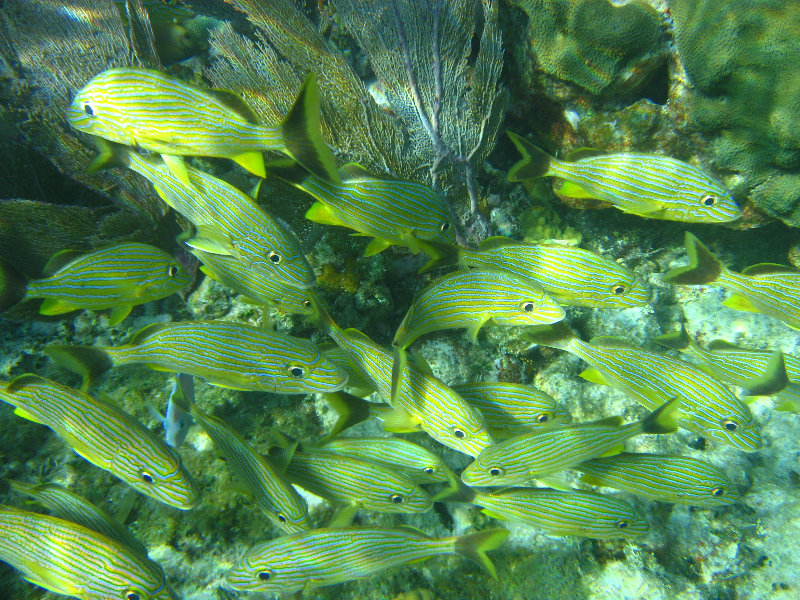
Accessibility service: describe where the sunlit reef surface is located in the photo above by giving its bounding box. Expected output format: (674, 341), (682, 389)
(1, 0), (799, 599)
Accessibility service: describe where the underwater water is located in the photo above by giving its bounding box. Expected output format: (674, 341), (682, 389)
(0, 0), (799, 599)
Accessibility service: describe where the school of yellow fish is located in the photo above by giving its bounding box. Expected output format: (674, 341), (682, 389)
(0, 59), (798, 600)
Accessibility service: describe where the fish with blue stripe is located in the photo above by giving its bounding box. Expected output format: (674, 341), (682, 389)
(664, 232), (800, 330)
(8, 480), (148, 557)
(458, 236), (650, 308)
(507, 131), (740, 223)
(461, 398), (678, 487)
(0, 504), (176, 600)
(466, 487), (648, 539)
(149, 373), (194, 449)
(227, 526), (509, 593)
(68, 68), (340, 184)
(576, 453), (738, 507)
(523, 323), (762, 451)
(0, 243), (189, 326)
(264, 160), (458, 257)
(44, 320), (347, 394)
(0, 375), (199, 509)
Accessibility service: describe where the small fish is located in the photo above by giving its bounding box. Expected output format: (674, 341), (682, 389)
(110, 147), (316, 290)
(523, 323), (762, 451)
(68, 68), (340, 184)
(149, 374), (195, 449)
(284, 450), (433, 516)
(7, 480), (148, 557)
(0, 504), (176, 600)
(45, 320), (347, 394)
(472, 488), (648, 539)
(312, 437), (456, 486)
(664, 232), (800, 330)
(461, 399), (678, 487)
(170, 386), (309, 534)
(391, 268), (564, 404)
(452, 381), (571, 438)
(0, 375), (199, 510)
(227, 526), (509, 593)
(264, 160), (458, 257)
(507, 131), (741, 223)
(0, 243), (189, 325)
(312, 301), (494, 456)
(459, 236), (650, 308)
(193, 248), (317, 316)
(577, 453), (738, 507)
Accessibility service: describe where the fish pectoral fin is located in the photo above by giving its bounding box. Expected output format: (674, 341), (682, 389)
(466, 314), (491, 342)
(743, 351), (788, 396)
(205, 381), (251, 391)
(13, 407), (45, 425)
(207, 89), (261, 124)
(41, 249), (83, 276)
(535, 472), (572, 491)
(185, 227), (235, 256)
(556, 181), (597, 199)
(599, 444), (625, 458)
(231, 151), (266, 179)
(107, 305), (133, 327)
(305, 202), (346, 227)
(161, 154), (192, 187)
(327, 503), (359, 528)
(39, 298), (80, 316)
(23, 570), (80, 597)
(363, 237), (393, 257)
(380, 406), (422, 433)
(579, 367), (611, 386)
(722, 293), (760, 313)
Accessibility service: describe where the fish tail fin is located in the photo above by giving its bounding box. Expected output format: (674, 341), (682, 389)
(319, 391), (374, 442)
(169, 373), (196, 412)
(390, 344), (407, 406)
(662, 232), (723, 285)
(435, 478), (477, 503)
(0, 259), (28, 312)
(43, 345), (112, 391)
(641, 396), (681, 435)
(743, 351), (789, 396)
(454, 528), (509, 579)
(507, 131), (553, 182)
(87, 138), (132, 173)
(520, 321), (577, 350)
(281, 73), (341, 184)
(263, 158), (312, 187)
(417, 240), (460, 274)
(307, 293), (334, 333)
(653, 325), (691, 351)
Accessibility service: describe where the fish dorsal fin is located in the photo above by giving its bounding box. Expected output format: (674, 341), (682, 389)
(707, 339), (747, 352)
(7, 373), (48, 393)
(588, 336), (638, 349)
(339, 162), (374, 181)
(42, 249), (84, 277)
(742, 262), (798, 276)
(478, 236), (518, 251)
(593, 415), (624, 426)
(129, 322), (171, 346)
(722, 293), (759, 313)
(397, 524), (430, 537)
(409, 350), (434, 376)
(208, 89), (261, 124)
(565, 147), (604, 162)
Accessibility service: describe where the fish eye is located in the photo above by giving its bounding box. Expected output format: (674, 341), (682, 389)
(711, 486), (725, 497)
(440, 222), (450, 232)
(288, 365), (304, 378)
(701, 194), (716, 207)
(521, 301), (535, 312)
(488, 467), (503, 477)
(611, 283), (627, 295)
(390, 494), (404, 504)
(423, 467), (435, 475)
(167, 265), (180, 277)
(268, 251), (282, 264)
(138, 469), (155, 484)
(616, 518), (630, 529)
(722, 419), (738, 432)
(452, 427), (466, 439)
(83, 103), (94, 117)
(125, 592), (141, 600)
(302, 300), (311, 307)
(536, 413), (550, 424)
(277, 513), (287, 523)
(257, 570), (272, 581)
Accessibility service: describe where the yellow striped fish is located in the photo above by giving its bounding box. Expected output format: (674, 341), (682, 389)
(0, 375), (199, 510)
(69, 68), (339, 184)
(174, 393), (309, 534)
(113, 148), (316, 290)
(227, 526), (509, 593)
(523, 323), (761, 451)
(313, 302), (494, 456)
(507, 132), (740, 223)
(0, 243), (189, 326)
(472, 488), (648, 539)
(461, 399), (678, 487)
(0, 504), (176, 600)
(264, 160), (458, 257)
(8, 480), (148, 557)
(459, 236), (649, 308)
(452, 381), (571, 438)
(284, 450), (433, 516)
(577, 453), (738, 507)
(45, 320), (347, 394)
(664, 232), (800, 330)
